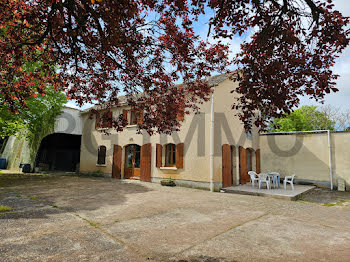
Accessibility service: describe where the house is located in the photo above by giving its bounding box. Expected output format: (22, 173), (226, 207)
(79, 74), (261, 191)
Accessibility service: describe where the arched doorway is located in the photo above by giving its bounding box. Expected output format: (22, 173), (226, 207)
(239, 147), (260, 184)
(124, 144), (141, 179)
(246, 148), (255, 172)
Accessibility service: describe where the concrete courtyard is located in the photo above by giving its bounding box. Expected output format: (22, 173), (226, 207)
(1, 173), (350, 262)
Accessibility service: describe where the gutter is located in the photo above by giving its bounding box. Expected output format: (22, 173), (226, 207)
(210, 91), (214, 192)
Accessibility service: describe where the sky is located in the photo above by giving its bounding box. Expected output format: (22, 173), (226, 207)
(299, 0), (350, 111)
(67, 0), (350, 112)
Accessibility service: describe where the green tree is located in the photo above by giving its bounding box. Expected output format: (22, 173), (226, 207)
(269, 106), (335, 132)
(0, 85), (67, 165)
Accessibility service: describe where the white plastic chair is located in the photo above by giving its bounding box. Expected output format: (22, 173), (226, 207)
(283, 174), (296, 190)
(248, 171), (258, 188)
(258, 173), (270, 190)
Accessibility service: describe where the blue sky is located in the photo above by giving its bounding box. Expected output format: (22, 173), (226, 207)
(67, 0), (350, 112)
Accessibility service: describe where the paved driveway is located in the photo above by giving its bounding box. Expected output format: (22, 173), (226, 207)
(1, 173), (350, 262)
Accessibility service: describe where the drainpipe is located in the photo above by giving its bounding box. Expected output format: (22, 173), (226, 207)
(327, 130), (333, 190)
(210, 91), (214, 192)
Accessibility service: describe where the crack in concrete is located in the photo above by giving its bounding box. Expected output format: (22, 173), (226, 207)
(173, 213), (269, 258)
(71, 213), (150, 261)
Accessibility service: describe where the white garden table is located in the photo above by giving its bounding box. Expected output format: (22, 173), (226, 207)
(267, 172), (280, 188)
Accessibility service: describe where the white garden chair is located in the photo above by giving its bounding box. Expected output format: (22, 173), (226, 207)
(248, 171), (258, 188)
(258, 173), (271, 190)
(283, 174), (296, 190)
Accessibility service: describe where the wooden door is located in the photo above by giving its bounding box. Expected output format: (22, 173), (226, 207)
(256, 149), (261, 174)
(124, 144), (141, 179)
(140, 143), (152, 182)
(239, 146), (248, 184)
(222, 144), (232, 188)
(112, 145), (122, 179)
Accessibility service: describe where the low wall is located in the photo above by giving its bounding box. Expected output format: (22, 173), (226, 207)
(260, 131), (350, 190)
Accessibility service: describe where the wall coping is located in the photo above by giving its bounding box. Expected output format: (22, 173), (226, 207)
(260, 130), (350, 136)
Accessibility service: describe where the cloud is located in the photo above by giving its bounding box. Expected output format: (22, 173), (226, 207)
(65, 100), (93, 110)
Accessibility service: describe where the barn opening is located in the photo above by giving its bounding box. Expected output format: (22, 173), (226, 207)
(35, 133), (81, 172)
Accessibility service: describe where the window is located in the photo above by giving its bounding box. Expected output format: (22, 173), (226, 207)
(97, 146), (107, 165)
(165, 144), (176, 167)
(156, 143), (184, 169)
(123, 109), (143, 125)
(96, 112), (112, 129)
(130, 110), (137, 125)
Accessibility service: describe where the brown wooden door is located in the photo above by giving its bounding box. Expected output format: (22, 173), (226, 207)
(124, 144), (141, 179)
(112, 145), (122, 179)
(256, 149), (261, 174)
(239, 146), (248, 184)
(222, 144), (232, 188)
(140, 143), (152, 182)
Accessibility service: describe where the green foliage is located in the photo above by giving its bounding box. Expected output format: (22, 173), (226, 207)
(0, 86), (67, 140)
(0, 85), (66, 165)
(0, 205), (12, 212)
(0, 108), (26, 139)
(269, 106), (335, 132)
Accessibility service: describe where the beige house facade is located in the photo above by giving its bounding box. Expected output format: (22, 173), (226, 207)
(79, 75), (350, 191)
(79, 75), (261, 191)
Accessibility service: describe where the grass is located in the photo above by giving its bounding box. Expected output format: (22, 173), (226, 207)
(0, 205), (12, 212)
(30, 195), (38, 200)
(323, 200), (347, 207)
(296, 200), (310, 204)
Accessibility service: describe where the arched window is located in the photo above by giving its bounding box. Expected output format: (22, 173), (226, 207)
(165, 144), (176, 167)
(97, 146), (107, 165)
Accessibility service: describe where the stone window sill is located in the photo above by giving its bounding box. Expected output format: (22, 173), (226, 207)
(96, 164), (107, 167)
(160, 167), (178, 170)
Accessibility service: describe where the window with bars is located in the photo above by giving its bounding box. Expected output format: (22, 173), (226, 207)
(97, 145), (107, 165)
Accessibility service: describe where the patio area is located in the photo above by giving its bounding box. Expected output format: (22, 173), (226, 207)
(222, 184), (315, 201)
